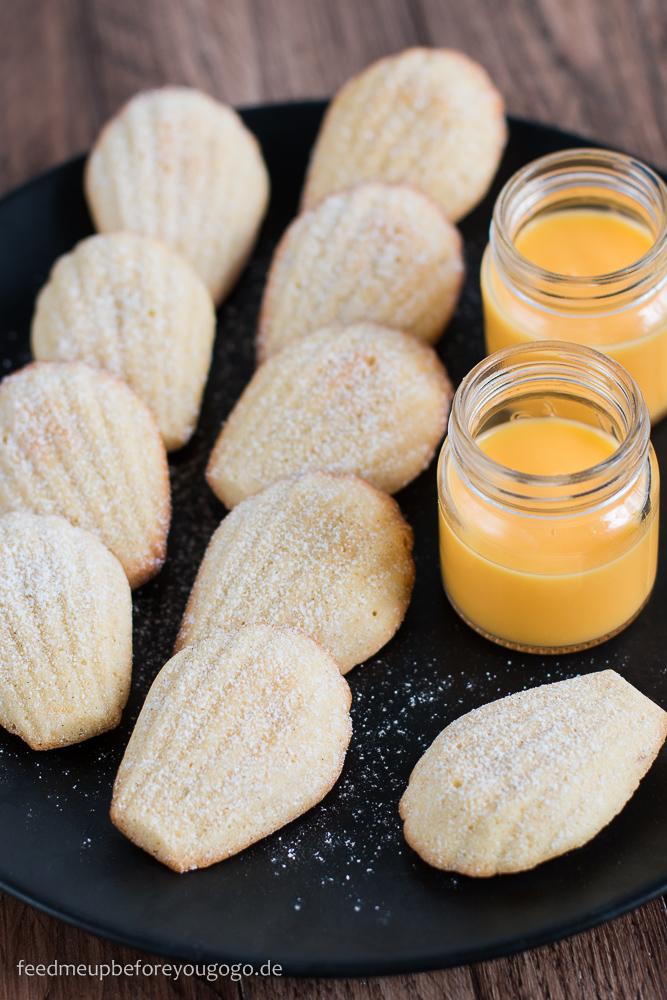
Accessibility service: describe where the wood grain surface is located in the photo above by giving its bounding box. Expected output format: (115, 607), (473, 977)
(0, 1), (666, 997)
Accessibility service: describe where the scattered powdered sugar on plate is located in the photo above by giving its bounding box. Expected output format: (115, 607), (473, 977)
(0, 154), (664, 935)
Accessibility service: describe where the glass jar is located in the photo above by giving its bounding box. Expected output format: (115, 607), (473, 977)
(481, 149), (667, 421)
(437, 342), (659, 653)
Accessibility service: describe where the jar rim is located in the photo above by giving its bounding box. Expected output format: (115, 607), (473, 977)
(492, 148), (667, 299)
(447, 342), (650, 508)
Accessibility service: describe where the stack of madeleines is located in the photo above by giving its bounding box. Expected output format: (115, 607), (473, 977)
(2, 49), (665, 877)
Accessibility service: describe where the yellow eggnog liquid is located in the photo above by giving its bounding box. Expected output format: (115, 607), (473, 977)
(483, 209), (667, 421)
(515, 209), (652, 275)
(439, 417), (659, 652)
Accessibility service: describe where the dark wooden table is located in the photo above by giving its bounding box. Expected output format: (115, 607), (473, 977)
(1, 1), (666, 997)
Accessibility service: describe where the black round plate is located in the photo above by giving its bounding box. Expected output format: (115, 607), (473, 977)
(0, 103), (665, 977)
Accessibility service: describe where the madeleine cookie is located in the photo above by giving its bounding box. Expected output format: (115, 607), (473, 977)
(32, 233), (215, 451)
(0, 362), (170, 588)
(111, 625), (352, 872)
(302, 48), (506, 222)
(258, 183), (463, 360)
(399, 670), (667, 877)
(177, 472), (414, 672)
(0, 513), (132, 749)
(85, 87), (269, 303)
(208, 323), (451, 507)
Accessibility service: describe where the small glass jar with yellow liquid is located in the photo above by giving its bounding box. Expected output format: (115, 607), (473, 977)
(481, 149), (667, 421)
(437, 342), (659, 653)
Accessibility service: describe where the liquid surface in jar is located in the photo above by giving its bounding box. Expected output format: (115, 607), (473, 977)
(514, 209), (653, 276)
(439, 416), (659, 652)
(477, 416), (617, 475)
(482, 207), (667, 422)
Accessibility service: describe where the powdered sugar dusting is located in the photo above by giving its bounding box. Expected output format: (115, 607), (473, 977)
(0, 511), (132, 749)
(0, 361), (170, 587)
(1, 107), (666, 955)
(209, 322), (452, 505)
(178, 471), (414, 671)
(86, 87), (269, 303)
(401, 670), (667, 876)
(260, 181), (463, 355)
(303, 48), (507, 222)
(112, 625), (351, 871)
(32, 232), (215, 451)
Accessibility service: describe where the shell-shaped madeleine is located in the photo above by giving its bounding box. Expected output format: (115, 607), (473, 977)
(111, 625), (352, 871)
(84, 87), (270, 303)
(177, 472), (414, 672)
(32, 233), (216, 451)
(258, 183), (463, 360)
(0, 513), (132, 749)
(208, 323), (451, 507)
(0, 362), (170, 588)
(399, 671), (667, 877)
(302, 48), (507, 222)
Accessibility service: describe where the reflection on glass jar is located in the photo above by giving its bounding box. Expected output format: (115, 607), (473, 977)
(481, 149), (667, 422)
(437, 342), (659, 653)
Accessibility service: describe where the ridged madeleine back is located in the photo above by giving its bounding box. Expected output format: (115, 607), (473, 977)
(177, 472), (415, 672)
(0, 512), (132, 749)
(0, 362), (170, 587)
(207, 323), (452, 507)
(400, 670), (667, 876)
(32, 233), (215, 451)
(258, 182), (463, 360)
(85, 87), (270, 303)
(302, 48), (506, 222)
(111, 625), (352, 871)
